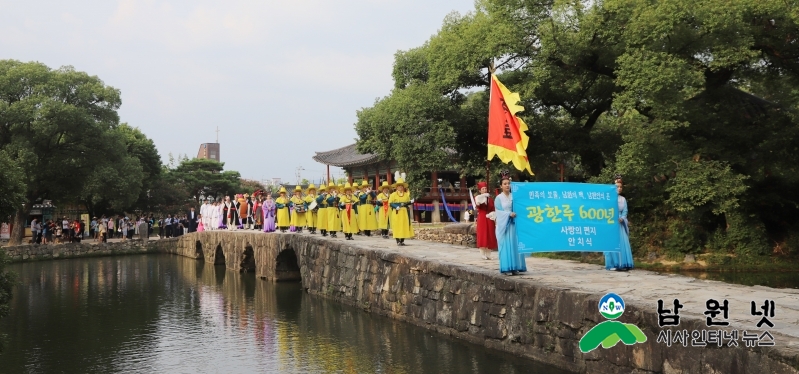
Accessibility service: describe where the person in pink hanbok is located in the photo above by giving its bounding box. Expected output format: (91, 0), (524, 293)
(262, 193), (277, 233)
(197, 214), (205, 232)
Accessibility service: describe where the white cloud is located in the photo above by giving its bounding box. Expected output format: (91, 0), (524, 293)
(103, 0), (345, 51)
(262, 49), (394, 92)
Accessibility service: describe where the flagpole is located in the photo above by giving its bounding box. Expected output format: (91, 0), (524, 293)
(486, 161), (490, 191)
(486, 61), (495, 188)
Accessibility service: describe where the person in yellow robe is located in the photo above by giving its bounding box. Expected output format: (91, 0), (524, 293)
(375, 181), (392, 239)
(337, 184), (345, 232)
(314, 184), (328, 236)
(357, 180), (378, 236)
(325, 183), (341, 238)
(275, 186), (291, 232)
(353, 186), (362, 235)
(303, 184), (318, 234)
(389, 178), (414, 246)
(339, 183), (359, 240)
(289, 185), (307, 232)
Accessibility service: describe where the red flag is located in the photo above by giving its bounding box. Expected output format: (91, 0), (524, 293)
(487, 74), (533, 175)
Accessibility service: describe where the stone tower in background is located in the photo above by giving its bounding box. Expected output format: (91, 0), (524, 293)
(197, 143), (220, 161)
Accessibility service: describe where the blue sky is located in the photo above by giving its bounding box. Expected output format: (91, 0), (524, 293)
(0, 0), (476, 184)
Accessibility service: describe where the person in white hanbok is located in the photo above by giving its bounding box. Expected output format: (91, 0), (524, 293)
(210, 201), (220, 231)
(207, 200), (215, 231)
(199, 200), (208, 228)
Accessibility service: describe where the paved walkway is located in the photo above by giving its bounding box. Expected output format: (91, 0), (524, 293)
(233, 229), (799, 349)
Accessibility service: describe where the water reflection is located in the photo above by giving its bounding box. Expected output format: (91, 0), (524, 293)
(1, 255), (569, 373)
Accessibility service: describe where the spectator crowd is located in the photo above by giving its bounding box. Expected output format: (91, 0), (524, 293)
(27, 211), (203, 245)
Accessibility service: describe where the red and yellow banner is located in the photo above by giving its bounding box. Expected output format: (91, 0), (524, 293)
(487, 74), (533, 175)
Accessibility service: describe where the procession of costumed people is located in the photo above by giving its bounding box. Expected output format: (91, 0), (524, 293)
(192, 170), (633, 275)
(195, 171), (415, 246)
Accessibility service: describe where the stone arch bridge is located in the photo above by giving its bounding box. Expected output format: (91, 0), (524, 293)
(162, 231), (315, 281)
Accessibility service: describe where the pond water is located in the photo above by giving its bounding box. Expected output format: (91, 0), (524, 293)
(0, 255), (570, 373)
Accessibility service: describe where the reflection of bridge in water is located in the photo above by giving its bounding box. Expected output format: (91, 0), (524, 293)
(2, 254), (551, 373)
(173, 256), (543, 373)
(157, 231), (799, 374)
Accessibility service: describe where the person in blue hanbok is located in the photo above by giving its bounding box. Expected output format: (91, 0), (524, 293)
(493, 172), (527, 275)
(605, 177), (635, 271)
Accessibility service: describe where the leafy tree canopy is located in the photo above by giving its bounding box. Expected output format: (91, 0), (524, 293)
(0, 150), (24, 219)
(79, 125), (145, 215)
(0, 60), (122, 245)
(168, 158), (241, 203)
(355, 0), (799, 255)
(240, 178), (267, 194)
(0, 60), (250, 242)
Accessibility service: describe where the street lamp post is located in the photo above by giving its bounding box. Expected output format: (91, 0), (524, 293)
(296, 166), (305, 185)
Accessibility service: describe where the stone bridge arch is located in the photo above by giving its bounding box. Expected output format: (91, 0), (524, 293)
(273, 248), (301, 281)
(212, 244), (225, 264)
(239, 245), (256, 273)
(178, 231), (310, 282)
(250, 234), (306, 282)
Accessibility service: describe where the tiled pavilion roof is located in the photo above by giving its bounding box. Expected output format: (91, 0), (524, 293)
(313, 143), (380, 168)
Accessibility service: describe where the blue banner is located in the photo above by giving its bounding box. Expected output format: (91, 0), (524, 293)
(511, 182), (620, 253)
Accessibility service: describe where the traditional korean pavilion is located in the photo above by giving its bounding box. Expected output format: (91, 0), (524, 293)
(313, 143), (477, 223)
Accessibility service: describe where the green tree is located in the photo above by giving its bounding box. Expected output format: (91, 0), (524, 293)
(119, 124), (162, 212)
(355, 9), (540, 195)
(0, 150), (25, 219)
(240, 179), (266, 194)
(0, 60), (122, 246)
(79, 125), (145, 216)
(355, 0), (799, 255)
(356, 83), (458, 196)
(0, 152), (20, 354)
(144, 173), (189, 215)
(71, 124), (161, 217)
(169, 158), (241, 205)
